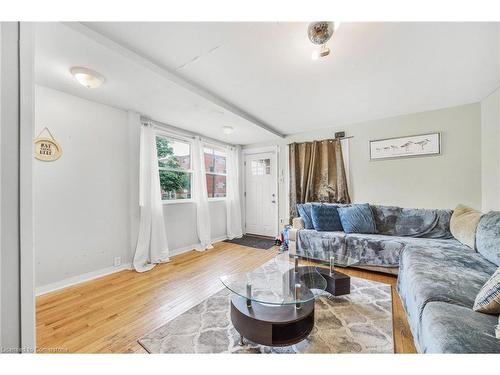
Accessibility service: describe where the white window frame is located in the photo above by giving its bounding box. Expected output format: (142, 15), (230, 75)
(203, 143), (228, 201)
(155, 130), (195, 204)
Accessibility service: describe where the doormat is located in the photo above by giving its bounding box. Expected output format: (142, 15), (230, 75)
(224, 235), (276, 250)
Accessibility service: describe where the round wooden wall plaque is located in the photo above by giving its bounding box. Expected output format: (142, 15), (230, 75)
(34, 128), (62, 162)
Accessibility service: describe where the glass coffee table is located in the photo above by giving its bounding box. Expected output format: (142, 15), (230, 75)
(220, 252), (359, 347)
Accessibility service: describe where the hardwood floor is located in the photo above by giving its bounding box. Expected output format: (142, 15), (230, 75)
(36, 242), (416, 353)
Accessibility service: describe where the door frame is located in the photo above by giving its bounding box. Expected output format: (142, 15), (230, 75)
(242, 146), (279, 238)
(0, 22), (35, 352)
(19, 22), (36, 351)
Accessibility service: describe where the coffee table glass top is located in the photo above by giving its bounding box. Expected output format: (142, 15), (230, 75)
(220, 253), (328, 306)
(322, 253), (359, 268)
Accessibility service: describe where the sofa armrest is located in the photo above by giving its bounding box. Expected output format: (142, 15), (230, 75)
(292, 217), (305, 230)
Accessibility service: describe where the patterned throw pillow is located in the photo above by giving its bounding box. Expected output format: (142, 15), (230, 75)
(473, 267), (500, 314)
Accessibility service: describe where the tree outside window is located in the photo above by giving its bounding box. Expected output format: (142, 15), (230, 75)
(156, 136), (192, 200)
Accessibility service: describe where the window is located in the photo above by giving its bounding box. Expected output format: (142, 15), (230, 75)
(204, 146), (227, 198)
(251, 158), (271, 175)
(156, 135), (192, 201)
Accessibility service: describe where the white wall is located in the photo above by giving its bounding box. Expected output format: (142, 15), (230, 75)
(34, 86), (131, 288)
(35, 86), (230, 291)
(481, 87), (500, 211)
(163, 200), (227, 255)
(245, 103), (482, 223)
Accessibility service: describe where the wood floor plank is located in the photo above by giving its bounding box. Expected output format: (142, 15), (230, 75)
(36, 242), (416, 353)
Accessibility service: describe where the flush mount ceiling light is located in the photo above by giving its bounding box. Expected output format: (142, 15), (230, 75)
(70, 67), (105, 89)
(308, 21), (338, 60)
(222, 126), (234, 135)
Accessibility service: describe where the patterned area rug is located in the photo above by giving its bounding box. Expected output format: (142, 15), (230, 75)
(138, 276), (394, 353)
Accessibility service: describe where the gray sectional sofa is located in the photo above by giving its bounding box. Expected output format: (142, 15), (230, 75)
(289, 205), (459, 274)
(288, 204), (500, 353)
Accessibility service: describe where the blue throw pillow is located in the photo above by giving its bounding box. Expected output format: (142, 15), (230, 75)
(311, 203), (344, 231)
(297, 203), (314, 229)
(337, 203), (377, 234)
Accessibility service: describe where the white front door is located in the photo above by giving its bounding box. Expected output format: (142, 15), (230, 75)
(244, 152), (278, 237)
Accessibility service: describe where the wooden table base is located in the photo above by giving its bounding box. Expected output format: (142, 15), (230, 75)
(229, 266), (351, 347)
(230, 296), (315, 347)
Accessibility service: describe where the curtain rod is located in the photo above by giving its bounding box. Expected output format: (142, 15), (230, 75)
(140, 116), (236, 149)
(286, 136), (354, 145)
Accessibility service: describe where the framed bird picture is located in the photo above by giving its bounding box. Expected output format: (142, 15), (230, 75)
(369, 132), (441, 160)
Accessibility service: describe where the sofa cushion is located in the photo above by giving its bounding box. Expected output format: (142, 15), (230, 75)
(345, 233), (417, 267)
(476, 211), (500, 266)
(450, 204), (483, 249)
(297, 203), (314, 229)
(473, 267), (500, 314)
(420, 302), (500, 353)
(337, 203), (376, 234)
(397, 244), (496, 346)
(296, 229), (346, 261)
(310, 203), (343, 231)
(371, 205), (453, 239)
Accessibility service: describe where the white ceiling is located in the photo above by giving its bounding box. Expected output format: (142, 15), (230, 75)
(35, 22), (500, 145)
(34, 22), (278, 145)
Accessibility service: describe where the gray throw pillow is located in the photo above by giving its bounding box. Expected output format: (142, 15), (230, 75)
(476, 211), (500, 266)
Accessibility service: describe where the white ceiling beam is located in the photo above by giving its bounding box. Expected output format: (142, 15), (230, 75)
(62, 22), (285, 139)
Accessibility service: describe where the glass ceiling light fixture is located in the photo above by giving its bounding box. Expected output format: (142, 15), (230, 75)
(222, 126), (234, 135)
(70, 67), (105, 89)
(308, 22), (337, 60)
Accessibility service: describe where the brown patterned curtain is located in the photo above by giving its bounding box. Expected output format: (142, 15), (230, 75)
(289, 139), (350, 217)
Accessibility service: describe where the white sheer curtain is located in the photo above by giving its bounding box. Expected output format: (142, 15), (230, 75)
(193, 137), (213, 250)
(132, 116), (170, 272)
(226, 146), (243, 239)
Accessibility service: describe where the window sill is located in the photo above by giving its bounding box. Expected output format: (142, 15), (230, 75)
(162, 199), (195, 205)
(208, 198), (227, 202)
(161, 198), (226, 205)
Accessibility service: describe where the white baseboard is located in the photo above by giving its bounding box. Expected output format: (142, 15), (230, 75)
(169, 243), (200, 257)
(36, 263), (132, 296)
(36, 236), (230, 296)
(212, 235), (229, 242)
(170, 236), (228, 255)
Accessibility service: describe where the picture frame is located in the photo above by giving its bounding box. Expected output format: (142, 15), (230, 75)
(369, 132), (441, 160)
